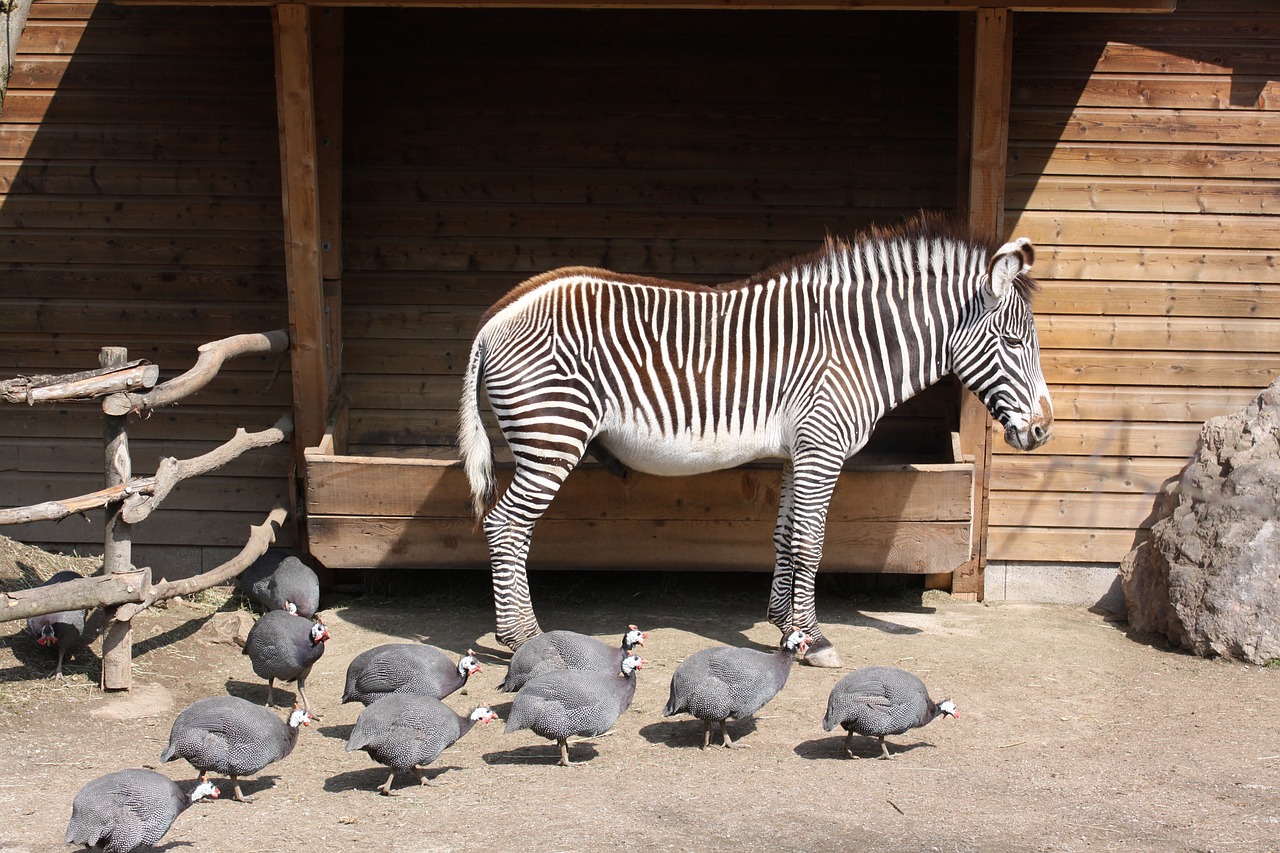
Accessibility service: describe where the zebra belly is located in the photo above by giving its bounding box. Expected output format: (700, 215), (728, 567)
(595, 422), (787, 477)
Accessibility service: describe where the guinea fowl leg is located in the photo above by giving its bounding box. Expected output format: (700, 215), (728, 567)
(701, 721), (712, 751)
(377, 772), (398, 796)
(878, 735), (894, 760)
(265, 678), (276, 708)
(231, 773), (253, 803)
(843, 730), (859, 759)
(720, 719), (749, 749)
(296, 676), (321, 721)
(51, 645), (67, 680)
(557, 738), (579, 767)
(414, 765), (445, 787)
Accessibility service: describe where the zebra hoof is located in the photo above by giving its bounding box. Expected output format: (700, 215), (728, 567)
(803, 641), (843, 668)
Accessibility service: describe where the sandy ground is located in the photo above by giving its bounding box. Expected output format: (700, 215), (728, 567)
(1, 561), (1279, 853)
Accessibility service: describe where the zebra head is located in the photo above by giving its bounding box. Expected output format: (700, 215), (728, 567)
(952, 236), (1053, 452)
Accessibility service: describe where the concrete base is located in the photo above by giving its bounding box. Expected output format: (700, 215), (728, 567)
(985, 561), (1125, 614)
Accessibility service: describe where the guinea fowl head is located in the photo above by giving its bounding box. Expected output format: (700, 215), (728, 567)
(288, 704), (312, 728)
(620, 654), (646, 677)
(780, 628), (809, 654)
(190, 781), (220, 803)
(458, 650), (483, 678)
(937, 699), (959, 719)
(35, 623), (57, 647)
(622, 625), (647, 651)
(470, 706), (498, 724)
(284, 600), (299, 615)
(309, 617), (329, 646)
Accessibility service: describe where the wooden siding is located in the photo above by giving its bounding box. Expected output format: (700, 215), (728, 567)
(0, 0), (294, 569)
(994, 0), (1280, 564)
(340, 9), (963, 458)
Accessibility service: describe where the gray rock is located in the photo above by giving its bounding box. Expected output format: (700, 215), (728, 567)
(1120, 378), (1280, 664)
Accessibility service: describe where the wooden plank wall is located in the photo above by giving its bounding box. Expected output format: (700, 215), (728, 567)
(0, 0), (294, 573)
(340, 9), (963, 461)
(994, 0), (1280, 564)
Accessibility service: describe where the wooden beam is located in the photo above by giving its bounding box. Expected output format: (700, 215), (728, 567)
(274, 4), (331, 471)
(119, 0), (1177, 11)
(953, 6), (1014, 602)
(312, 7), (345, 405)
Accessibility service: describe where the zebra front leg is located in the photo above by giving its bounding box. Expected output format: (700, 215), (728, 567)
(781, 450), (844, 668)
(767, 461), (798, 632)
(484, 510), (543, 651)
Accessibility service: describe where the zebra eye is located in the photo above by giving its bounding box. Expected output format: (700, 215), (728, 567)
(1002, 335), (1025, 349)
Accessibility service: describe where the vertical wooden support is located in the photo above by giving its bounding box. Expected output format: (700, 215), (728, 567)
(274, 3), (330, 476)
(953, 8), (1013, 601)
(313, 7), (344, 421)
(99, 346), (134, 690)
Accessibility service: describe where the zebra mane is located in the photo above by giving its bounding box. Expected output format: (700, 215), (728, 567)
(746, 211), (1040, 301)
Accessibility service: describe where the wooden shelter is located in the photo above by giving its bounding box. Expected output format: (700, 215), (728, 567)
(3, 0), (1277, 598)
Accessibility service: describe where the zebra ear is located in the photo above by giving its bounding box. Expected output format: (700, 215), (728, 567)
(983, 237), (1035, 308)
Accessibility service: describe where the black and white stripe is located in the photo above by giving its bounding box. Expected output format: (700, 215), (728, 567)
(460, 214), (1053, 659)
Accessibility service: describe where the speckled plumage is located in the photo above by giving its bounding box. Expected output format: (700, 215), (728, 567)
(160, 696), (307, 801)
(238, 551), (320, 617)
(663, 630), (806, 748)
(346, 695), (494, 794)
(26, 570), (86, 678)
(342, 644), (480, 705)
(504, 654), (643, 765)
(500, 625), (646, 692)
(64, 769), (217, 853)
(242, 610), (328, 715)
(822, 666), (956, 759)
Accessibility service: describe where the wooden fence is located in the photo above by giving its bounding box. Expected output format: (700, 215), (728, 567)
(0, 329), (293, 690)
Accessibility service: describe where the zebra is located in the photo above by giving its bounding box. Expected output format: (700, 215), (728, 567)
(459, 213), (1053, 667)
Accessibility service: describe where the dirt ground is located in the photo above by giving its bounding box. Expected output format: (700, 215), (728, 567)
(2, 543), (1279, 853)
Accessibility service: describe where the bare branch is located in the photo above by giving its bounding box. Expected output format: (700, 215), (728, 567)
(114, 506), (289, 622)
(0, 506), (288, 625)
(0, 569), (151, 624)
(103, 329), (290, 416)
(0, 416), (293, 527)
(121, 415), (293, 523)
(1, 362), (159, 405)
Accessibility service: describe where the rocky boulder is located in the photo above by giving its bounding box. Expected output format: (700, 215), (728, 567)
(1120, 377), (1280, 664)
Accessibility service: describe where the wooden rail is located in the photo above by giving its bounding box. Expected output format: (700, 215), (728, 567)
(0, 330), (294, 691)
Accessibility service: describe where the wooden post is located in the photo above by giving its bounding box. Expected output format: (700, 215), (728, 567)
(274, 3), (330, 475)
(953, 8), (1014, 602)
(99, 346), (135, 690)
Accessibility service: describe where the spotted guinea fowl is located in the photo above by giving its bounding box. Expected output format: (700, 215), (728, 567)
(238, 551), (320, 618)
(346, 695), (496, 795)
(26, 570), (87, 679)
(342, 643), (482, 705)
(822, 665), (958, 759)
(242, 610), (329, 717)
(504, 652), (645, 766)
(500, 624), (646, 692)
(64, 769), (219, 853)
(160, 696), (311, 802)
(663, 628), (808, 749)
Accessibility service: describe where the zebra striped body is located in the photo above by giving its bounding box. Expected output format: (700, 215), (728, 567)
(460, 215), (1053, 664)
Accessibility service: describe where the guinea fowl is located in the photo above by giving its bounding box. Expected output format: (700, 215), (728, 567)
(242, 610), (329, 717)
(346, 695), (497, 795)
(238, 551), (320, 618)
(26, 570), (86, 679)
(160, 696), (311, 802)
(500, 624), (647, 692)
(504, 652), (645, 766)
(663, 628), (809, 749)
(342, 643), (482, 705)
(822, 665), (958, 759)
(64, 769), (219, 853)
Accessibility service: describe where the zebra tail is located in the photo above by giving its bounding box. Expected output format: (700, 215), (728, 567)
(458, 336), (496, 524)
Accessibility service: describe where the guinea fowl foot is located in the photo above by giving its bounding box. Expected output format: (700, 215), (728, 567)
(720, 721), (749, 749)
(878, 737), (895, 760)
(802, 639), (843, 668)
(232, 784), (254, 803)
(377, 773), (398, 796)
(414, 766), (447, 787)
(557, 739), (583, 767)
